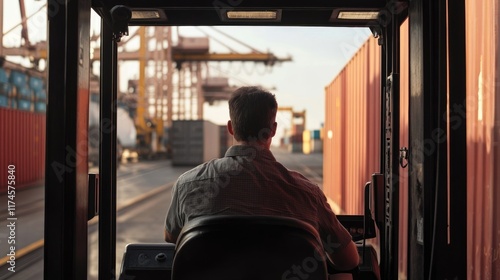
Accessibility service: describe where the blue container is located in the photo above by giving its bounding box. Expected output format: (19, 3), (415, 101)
(90, 93), (99, 103)
(312, 130), (321, 140)
(35, 89), (47, 101)
(0, 83), (10, 95)
(10, 99), (17, 109)
(0, 68), (8, 83)
(9, 71), (27, 88)
(17, 86), (32, 99)
(35, 102), (46, 113)
(17, 99), (31, 111)
(29, 76), (44, 91)
(0, 95), (8, 107)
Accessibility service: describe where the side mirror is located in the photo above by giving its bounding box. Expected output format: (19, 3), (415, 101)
(337, 182), (377, 242)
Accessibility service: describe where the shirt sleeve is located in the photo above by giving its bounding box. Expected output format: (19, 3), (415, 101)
(315, 188), (353, 253)
(165, 181), (184, 238)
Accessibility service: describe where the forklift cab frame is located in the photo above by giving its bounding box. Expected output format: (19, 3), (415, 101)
(44, 1), (466, 279)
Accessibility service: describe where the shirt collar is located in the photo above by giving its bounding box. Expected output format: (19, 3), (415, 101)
(224, 145), (276, 161)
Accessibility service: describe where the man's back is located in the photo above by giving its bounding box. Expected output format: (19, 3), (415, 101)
(165, 145), (351, 252)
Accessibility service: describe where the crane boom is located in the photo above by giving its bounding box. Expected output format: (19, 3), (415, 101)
(172, 52), (292, 65)
(92, 48), (292, 65)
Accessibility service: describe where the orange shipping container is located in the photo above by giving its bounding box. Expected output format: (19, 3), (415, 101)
(323, 35), (382, 216)
(465, 0), (500, 278)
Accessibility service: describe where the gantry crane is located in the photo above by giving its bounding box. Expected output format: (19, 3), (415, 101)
(92, 26), (173, 158)
(92, 26), (292, 159)
(171, 32), (292, 118)
(278, 106), (307, 134)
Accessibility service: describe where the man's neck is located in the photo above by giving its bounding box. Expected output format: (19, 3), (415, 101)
(233, 139), (271, 150)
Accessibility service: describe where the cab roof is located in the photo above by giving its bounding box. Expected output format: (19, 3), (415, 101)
(92, 0), (406, 27)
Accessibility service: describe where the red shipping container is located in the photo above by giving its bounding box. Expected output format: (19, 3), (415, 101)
(0, 108), (46, 192)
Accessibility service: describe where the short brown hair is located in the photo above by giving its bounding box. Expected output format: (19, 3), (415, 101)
(228, 86), (277, 142)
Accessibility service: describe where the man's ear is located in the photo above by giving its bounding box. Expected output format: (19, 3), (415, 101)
(271, 122), (277, 137)
(227, 120), (234, 136)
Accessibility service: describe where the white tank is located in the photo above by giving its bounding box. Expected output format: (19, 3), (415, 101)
(88, 101), (137, 149)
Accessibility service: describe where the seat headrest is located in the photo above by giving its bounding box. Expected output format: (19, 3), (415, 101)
(172, 215), (328, 280)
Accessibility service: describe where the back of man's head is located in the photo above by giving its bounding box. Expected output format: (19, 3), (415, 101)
(228, 86), (278, 143)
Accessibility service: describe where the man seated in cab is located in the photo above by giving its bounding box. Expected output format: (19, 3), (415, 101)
(164, 86), (359, 273)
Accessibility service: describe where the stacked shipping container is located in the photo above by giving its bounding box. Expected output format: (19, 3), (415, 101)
(0, 66), (47, 192)
(219, 125), (232, 158)
(171, 120), (221, 166)
(302, 129), (323, 154)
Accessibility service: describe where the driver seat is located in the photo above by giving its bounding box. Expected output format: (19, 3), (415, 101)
(171, 215), (329, 280)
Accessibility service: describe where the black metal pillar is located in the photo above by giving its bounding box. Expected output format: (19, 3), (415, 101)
(408, 0), (444, 278)
(99, 18), (118, 280)
(444, 0), (467, 278)
(407, 0), (466, 278)
(44, 0), (91, 279)
(378, 3), (402, 278)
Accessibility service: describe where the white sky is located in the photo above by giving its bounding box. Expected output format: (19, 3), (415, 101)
(3, 1), (372, 143)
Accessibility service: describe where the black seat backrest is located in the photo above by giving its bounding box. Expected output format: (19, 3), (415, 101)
(172, 215), (328, 280)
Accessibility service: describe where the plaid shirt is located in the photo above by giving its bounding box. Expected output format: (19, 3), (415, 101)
(165, 144), (352, 250)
